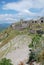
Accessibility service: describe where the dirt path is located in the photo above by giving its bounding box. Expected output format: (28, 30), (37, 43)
(0, 35), (31, 65)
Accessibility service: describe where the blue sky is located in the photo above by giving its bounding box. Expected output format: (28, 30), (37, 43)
(0, 0), (44, 23)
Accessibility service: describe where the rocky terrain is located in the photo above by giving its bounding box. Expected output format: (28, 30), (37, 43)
(0, 35), (31, 65)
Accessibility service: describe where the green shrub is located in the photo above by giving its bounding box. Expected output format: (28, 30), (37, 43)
(0, 58), (13, 65)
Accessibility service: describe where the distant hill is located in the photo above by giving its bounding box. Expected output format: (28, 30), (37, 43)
(0, 23), (11, 32)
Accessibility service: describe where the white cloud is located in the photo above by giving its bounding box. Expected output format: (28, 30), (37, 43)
(0, 10), (44, 23)
(0, 14), (17, 23)
(2, 0), (44, 16)
(31, 0), (44, 8)
(0, 0), (44, 23)
(3, 0), (44, 10)
(3, 0), (32, 11)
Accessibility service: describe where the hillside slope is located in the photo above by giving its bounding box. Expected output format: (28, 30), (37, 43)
(0, 35), (31, 65)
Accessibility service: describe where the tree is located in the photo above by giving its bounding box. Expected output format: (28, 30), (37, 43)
(0, 58), (13, 65)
